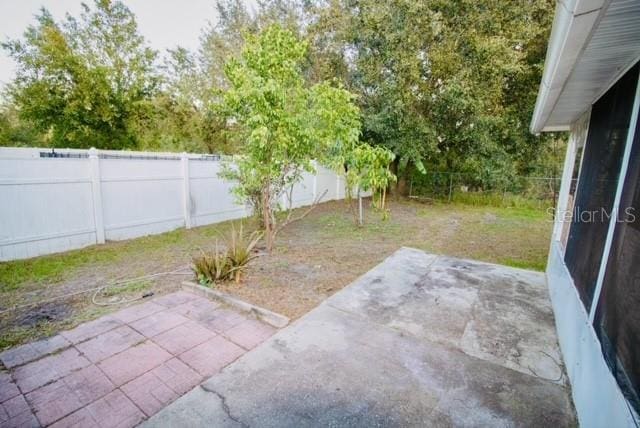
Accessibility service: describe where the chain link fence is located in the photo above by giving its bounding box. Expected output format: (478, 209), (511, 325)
(408, 171), (562, 210)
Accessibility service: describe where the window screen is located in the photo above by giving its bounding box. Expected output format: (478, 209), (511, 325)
(594, 86), (640, 415)
(564, 63), (639, 311)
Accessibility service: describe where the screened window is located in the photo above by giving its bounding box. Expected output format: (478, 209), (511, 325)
(564, 64), (639, 311)
(594, 91), (640, 415)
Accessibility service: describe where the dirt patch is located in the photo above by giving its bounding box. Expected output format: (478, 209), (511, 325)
(13, 301), (74, 327)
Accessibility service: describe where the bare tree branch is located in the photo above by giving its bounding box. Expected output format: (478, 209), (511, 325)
(274, 189), (328, 238)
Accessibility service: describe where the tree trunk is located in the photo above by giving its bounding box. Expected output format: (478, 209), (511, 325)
(358, 187), (363, 227)
(389, 157), (400, 198)
(262, 187), (274, 252)
(396, 161), (413, 197)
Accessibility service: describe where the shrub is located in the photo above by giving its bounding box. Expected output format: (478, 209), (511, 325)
(226, 223), (262, 283)
(192, 223), (263, 285)
(193, 242), (232, 286)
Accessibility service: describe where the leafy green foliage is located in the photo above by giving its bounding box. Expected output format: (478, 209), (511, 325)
(2, 0), (158, 149)
(306, 0), (558, 186)
(343, 144), (396, 222)
(0, 102), (44, 147)
(217, 24), (361, 250)
(0, 0), (562, 188)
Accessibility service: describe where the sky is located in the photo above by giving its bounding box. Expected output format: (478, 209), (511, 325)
(0, 0), (256, 88)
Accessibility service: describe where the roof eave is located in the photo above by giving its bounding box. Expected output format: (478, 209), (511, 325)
(530, 0), (610, 134)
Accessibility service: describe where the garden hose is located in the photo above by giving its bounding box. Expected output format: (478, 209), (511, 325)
(90, 266), (193, 306)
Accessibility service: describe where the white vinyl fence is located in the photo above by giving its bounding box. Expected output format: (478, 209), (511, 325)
(0, 147), (347, 261)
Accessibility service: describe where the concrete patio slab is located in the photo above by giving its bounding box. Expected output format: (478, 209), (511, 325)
(144, 248), (576, 427)
(0, 291), (278, 427)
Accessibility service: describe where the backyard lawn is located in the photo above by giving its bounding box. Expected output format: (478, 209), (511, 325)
(0, 198), (553, 350)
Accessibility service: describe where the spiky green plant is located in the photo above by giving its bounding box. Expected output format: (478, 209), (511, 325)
(226, 223), (263, 283)
(192, 241), (232, 285)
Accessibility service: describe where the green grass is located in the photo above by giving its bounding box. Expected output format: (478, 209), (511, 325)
(317, 212), (405, 240)
(498, 257), (547, 272)
(0, 218), (244, 293)
(0, 247), (123, 292)
(447, 191), (553, 211)
(99, 279), (153, 297)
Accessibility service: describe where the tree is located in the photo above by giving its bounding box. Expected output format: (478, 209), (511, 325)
(305, 0), (557, 190)
(0, 101), (43, 147)
(218, 24), (361, 251)
(2, 0), (157, 149)
(341, 144), (396, 225)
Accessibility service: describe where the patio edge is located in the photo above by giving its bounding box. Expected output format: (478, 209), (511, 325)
(181, 281), (290, 328)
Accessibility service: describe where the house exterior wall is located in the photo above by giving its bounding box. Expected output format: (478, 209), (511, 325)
(547, 70), (640, 426)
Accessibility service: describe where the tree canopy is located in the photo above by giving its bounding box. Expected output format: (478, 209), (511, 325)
(0, 0), (560, 187)
(2, 0), (157, 149)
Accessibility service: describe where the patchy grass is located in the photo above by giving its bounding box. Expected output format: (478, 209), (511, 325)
(0, 197), (553, 350)
(99, 279), (153, 298)
(0, 222), (239, 294)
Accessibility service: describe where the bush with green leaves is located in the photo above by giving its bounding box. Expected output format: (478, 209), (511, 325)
(337, 143), (396, 224)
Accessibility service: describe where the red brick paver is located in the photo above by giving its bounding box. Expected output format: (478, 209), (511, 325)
(76, 326), (144, 363)
(178, 335), (245, 377)
(121, 372), (178, 417)
(0, 335), (70, 369)
(50, 390), (144, 428)
(197, 308), (248, 333)
(0, 291), (278, 427)
(151, 320), (216, 355)
(98, 341), (171, 387)
(13, 348), (90, 393)
(224, 319), (276, 350)
(60, 316), (122, 344)
(0, 372), (20, 402)
(129, 311), (188, 338)
(112, 301), (164, 324)
(0, 393), (39, 427)
(152, 291), (198, 308)
(26, 366), (114, 426)
(150, 359), (201, 395)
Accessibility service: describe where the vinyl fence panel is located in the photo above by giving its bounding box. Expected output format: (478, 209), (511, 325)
(0, 147), (346, 261)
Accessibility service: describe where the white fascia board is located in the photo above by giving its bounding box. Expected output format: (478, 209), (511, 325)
(541, 125), (572, 132)
(530, 0), (608, 133)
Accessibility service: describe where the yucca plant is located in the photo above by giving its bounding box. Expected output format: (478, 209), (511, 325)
(193, 241), (232, 285)
(226, 223), (263, 283)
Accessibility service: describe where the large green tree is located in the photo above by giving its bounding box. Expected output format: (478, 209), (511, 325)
(2, 0), (157, 149)
(305, 0), (556, 189)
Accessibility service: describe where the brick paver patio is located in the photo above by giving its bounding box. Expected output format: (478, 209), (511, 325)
(0, 291), (277, 427)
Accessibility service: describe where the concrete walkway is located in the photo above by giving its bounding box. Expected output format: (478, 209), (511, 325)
(145, 248), (576, 427)
(0, 291), (276, 427)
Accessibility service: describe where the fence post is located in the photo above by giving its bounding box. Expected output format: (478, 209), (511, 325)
(181, 152), (192, 229)
(88, 148), (105, 244)
(336, 174), (341, 200)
